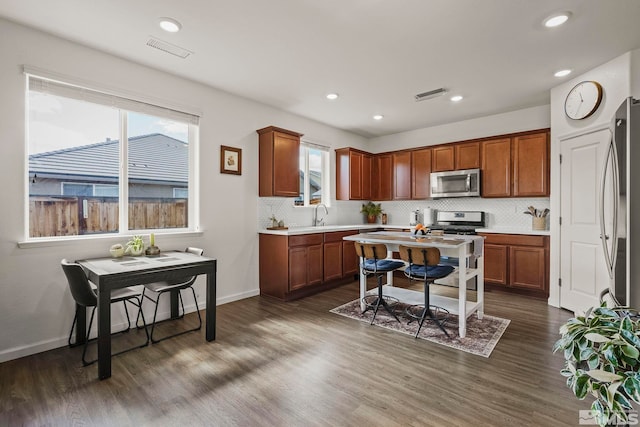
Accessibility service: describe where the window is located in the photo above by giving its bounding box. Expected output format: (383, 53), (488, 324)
(295, 142), (329, 206)
(27, 72), (199, 238)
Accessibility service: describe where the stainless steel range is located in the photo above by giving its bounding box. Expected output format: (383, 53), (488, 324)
(429, 210), (486, 290)
(428, 210), (486, 235)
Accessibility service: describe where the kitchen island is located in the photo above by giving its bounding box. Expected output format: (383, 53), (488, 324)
(344, 231), (484, 338)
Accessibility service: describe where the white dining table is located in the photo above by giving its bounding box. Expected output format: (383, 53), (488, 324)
(343, 231), (484, 338)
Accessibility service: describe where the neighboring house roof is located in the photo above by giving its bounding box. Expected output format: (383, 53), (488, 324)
(29, 133), (188, 184)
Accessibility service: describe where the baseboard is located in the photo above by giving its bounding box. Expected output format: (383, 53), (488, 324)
(0, 288), (260, 364)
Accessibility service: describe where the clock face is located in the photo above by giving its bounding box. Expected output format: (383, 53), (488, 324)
(564, 81), (603, 120)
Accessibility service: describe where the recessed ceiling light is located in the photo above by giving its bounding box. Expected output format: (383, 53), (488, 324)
(373, 114), (384, 121)
(554, 69), (572, 77)
(450, 95), (463, 102)
(543, 12), (571, 28)
(159, 17), (182, 33)
(326, 93), (339, 100)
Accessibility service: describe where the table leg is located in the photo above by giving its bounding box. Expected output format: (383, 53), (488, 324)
(97, 282), (112, 380)
(206, 261), (217, 341)
(386, 249), (394, 287)
(359, 256), (367, 311)
(170, 290), (179, 319)
(458, 246), (467, 339)
(477, 254), (484, 320)
(75, 303), (87, 345)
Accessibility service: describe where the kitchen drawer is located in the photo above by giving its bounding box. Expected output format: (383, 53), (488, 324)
(289, 233), (323, 247)
(479, 233), (546, 247)
(324, 230), (357, 243)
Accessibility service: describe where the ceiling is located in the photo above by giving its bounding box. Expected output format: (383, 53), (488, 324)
(1, 0), (639, 138)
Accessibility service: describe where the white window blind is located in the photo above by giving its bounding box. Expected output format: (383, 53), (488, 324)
(26, 73), (199, 125)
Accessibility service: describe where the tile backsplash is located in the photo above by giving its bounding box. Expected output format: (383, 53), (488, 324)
(258, 197), (550, 230)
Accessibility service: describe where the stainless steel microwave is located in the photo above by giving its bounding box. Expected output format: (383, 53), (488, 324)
(430, 168), (481, 198)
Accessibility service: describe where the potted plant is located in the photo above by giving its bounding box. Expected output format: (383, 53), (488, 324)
(360, 202), (383, 224)
(553, 304), (640, 426)
(125, 235), (145, 256)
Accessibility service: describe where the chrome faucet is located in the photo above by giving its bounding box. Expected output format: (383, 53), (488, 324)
(314, 204), (328, 226)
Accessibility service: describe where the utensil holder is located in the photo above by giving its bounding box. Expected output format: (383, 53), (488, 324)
(532, 217), (546, 231)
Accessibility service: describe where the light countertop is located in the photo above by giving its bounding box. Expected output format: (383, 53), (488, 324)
(259, 224), (550, 236)
(476, 227), (550, 236)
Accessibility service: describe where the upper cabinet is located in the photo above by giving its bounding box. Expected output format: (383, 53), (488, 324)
(432, 146), (455, 172)
(432, 142), (479, 172)
(335, 128), (549, 202)
(455, 141), (480, 170)
(411, 148), (432, 199)
(513, 133), (549, 197)
(257, 126), (303, 197)
(336, 148), (372, 200)
(393, 151), (412, 200)
(481, 131), (549, 198)
(481, 137), (512, 197)
(372, 154), (393, 201)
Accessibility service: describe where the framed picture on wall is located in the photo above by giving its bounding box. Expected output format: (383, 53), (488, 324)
(220, 145), (242, 175)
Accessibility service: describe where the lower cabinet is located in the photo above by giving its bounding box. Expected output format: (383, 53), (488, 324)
(259, 230), (359, 301)
(478, 233), (549, 297)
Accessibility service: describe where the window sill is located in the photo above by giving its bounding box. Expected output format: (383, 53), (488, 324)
(17, 229), (204, 249)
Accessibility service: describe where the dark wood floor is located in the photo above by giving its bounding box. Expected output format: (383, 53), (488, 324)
(0, 279), (585, 426)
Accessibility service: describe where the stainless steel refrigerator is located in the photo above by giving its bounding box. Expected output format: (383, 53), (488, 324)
(601, 97), (640, 307)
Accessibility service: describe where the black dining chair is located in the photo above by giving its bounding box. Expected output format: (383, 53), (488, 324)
(136, 247), (204, 343)
(354, 242), (405, 325)
(398, 245), (454, 338)
(62, 259), (149, 366)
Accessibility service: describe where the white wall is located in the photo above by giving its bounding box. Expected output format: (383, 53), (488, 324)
(548, 50), (636, 308)
(367, 105), (550, 152)
(0, 18), (367, 362)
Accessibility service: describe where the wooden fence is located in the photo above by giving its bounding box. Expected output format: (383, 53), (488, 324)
(29, 196), (188, 237)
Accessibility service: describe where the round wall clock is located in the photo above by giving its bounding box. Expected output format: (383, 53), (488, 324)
(564, 80), (603, 120)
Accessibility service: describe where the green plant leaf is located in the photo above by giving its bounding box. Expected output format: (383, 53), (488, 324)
(621, 344), (640, 360)
(586, 370), (623, 383)
(614, 388), (633, 410)
(574, 374), (591, 399)
(580, 347), (596, 361)
(603, 345), (620, 367)
(621, 316), (634, 332)
(620, 329), (640, 348)
(594, 307), (620, 318)
(592, 399), (610, 427)
(588, 354), (601, 370)
(623, 376), (640, 403)
(585, 333), (610, 343)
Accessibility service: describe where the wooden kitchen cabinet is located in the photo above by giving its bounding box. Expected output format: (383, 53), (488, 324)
(288, 234), (323, 291)
(432, 146), (455, 172)
(257, 126), (303, 197)
(372, 154), (393, 201)
(336, 148), (371, 200)
(513, 132), (549, 197)
(411, 148), (431, 199)
(260, 230), (360, 301)
(455, 141), (480, 170)
(478, 233), (549, 297)
(481, 131), (549, 198)
(393, 151), (412, 200)
(481, 137), (512, 197)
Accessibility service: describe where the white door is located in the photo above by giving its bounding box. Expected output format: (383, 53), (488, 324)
(560, 127), (612, 314)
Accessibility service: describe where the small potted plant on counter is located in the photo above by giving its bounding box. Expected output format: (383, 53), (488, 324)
(125, 235), (145, 256)
(360, 202), (383, 224)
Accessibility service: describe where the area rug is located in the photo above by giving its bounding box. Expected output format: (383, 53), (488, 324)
(330, 299), (510, 357)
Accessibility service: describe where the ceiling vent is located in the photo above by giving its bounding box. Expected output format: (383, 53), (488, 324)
(146, 36), (193, 59)
(415, 88), (447, 102)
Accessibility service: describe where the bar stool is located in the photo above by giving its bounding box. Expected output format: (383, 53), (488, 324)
(354, 242), (405, 325)
(398, 245), (454, 338)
